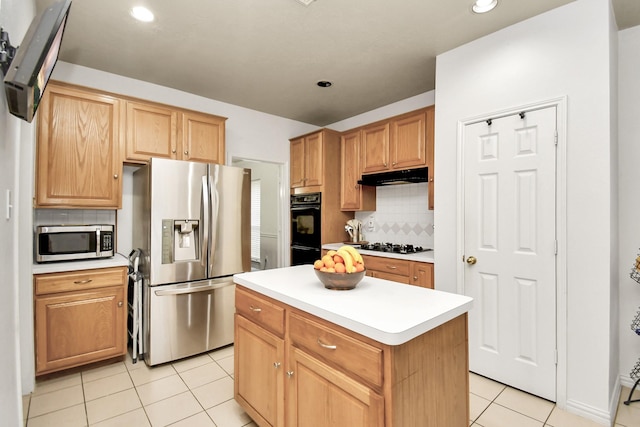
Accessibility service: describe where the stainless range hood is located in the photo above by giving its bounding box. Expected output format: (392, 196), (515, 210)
(357, 167), (428, 186)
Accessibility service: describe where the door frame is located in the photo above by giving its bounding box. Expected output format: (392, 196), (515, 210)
(456, 96), (568, 406)
(230, 155), (288, 269)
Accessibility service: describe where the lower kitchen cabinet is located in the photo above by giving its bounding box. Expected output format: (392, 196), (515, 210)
(410, 261), (434, 288)
(34, 266), (127, 375)
(235, 314), (285, 427)
(234, 285), (467, 427)
(287, 346), (384, 427)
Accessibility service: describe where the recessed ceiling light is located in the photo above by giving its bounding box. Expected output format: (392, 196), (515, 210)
(131, 6), (154, 22)
(472, 0), (498, 14)
(317, 81), (332, 88)
(295, 0), (316, 5)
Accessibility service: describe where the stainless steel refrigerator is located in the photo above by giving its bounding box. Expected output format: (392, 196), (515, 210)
(132, 158), (250, 366)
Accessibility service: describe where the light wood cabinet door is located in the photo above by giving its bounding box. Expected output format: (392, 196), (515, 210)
(391, 109), (427, 169)
(426, 106), (435, 210)
(410, 262), (434, 289)
(36, 83), (123, 208)
(235, 314), (285, 427)
(287, 346), (384, 427)
(304, 131), (323, 187)
(35, 285), (126, 375)
(341, 130), (363, 210)
(181, 110), (226, 164)
(125, 101), (178, 162)
(290, 137), (306, 188)
(361, 122), (390, 173)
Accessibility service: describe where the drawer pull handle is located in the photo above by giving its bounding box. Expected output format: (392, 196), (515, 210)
(273, 362), (281, 369)
(317, 338), (337, 350)
(249, 305), (262, 312)
(73, 279), (93, 285)
(386, 265), (397, 270)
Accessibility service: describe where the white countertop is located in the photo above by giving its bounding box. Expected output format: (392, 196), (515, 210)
(32, 253), (130, 275)
(233, 265), (472, 346)
(322, 242), (435, 263)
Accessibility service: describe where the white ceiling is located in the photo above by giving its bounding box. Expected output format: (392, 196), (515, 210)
(36, 0), (640, 126)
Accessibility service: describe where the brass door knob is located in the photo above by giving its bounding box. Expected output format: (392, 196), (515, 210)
(466, 256), (477, 265)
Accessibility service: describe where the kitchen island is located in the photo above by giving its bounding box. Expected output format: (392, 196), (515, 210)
(233, 265), (473, 427)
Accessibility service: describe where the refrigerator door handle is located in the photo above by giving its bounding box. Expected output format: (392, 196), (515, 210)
(201, 175), (209, 270)
(209, 174), (220, 274)
(154, 281), (232, 296)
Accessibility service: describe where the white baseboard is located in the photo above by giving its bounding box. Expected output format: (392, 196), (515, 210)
(565, 398), (612, 426)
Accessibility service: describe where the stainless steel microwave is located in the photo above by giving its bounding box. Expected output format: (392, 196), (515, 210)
(35, 224), (115, 263)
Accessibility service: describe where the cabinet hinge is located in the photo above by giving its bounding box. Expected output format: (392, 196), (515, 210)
(554, 349), (558, 365)
(554, 130), (558, 146)
(554, 240), (558, 255)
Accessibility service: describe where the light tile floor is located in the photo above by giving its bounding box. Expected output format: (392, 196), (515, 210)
(22, 346), (640, 427)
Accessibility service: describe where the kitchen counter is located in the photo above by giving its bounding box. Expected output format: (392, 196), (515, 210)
(233, 264), (472, 345)
(32, 253), (130, 275)
(322, 242), (435, 263)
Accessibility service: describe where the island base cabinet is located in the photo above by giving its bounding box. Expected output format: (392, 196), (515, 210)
(234, 314), (285, 427)
(287, 347), (384, 427)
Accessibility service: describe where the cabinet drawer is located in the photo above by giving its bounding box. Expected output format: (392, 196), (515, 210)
(236, 287), (285, 337)
(289, 312), (383, 388)
(362, 255), (410, 277)
(35, 267), (127, 296)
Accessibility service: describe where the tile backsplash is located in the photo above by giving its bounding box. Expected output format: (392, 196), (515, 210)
(34, 209), (116, 227)
(354, 182), (434, 248)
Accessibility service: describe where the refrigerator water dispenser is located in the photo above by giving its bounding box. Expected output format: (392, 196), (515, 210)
(161, 219), (200, 263)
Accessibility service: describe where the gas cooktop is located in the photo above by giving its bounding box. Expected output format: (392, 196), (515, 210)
(359, 242), (433, 255)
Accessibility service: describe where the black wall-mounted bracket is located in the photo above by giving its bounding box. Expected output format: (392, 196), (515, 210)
(0, 28), (17, 76)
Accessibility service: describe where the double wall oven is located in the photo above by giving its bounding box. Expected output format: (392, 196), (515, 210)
(290, 193), (321, 266)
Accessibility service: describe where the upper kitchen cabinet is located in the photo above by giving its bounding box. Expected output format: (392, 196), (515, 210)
(340, 129), (376, 211)
(290, 129), (341, 194)
(125, 100), (226, 165)
(36, 82), (123, 209)
(361, 107), (432, 174)
(125, 101), (178, 162)
(180, 110), (226, 164)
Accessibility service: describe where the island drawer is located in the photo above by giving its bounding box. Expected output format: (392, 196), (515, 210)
(362, 255), (410, 276)
(236, 287), (285, 337)
(289, 311), (383, 387)
(35, 267), (127, 296)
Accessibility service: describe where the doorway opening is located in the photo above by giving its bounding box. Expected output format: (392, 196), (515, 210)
(232, 157), (286, 271)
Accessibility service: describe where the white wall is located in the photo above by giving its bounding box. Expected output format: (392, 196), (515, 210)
(618, 24), (640, 391)
(435, 0), (617, 423)
(0, 0), (35, 423)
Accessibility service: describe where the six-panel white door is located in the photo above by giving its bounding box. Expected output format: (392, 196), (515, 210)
(463, 106), (557, 401)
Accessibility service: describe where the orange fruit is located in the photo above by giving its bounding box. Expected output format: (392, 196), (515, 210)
(326, 267), (336, 273)
(313, 260), (324, 270)
(334, 262), (346, 273)
(333, 254), (344, 264)
(355, 263), (365, 272)
(320, 266), (328, 272)
(322, 254), (335, 268)
(327, 250), (337, 257)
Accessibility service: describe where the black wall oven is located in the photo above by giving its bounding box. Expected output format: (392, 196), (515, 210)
(290, 193), (321, 266)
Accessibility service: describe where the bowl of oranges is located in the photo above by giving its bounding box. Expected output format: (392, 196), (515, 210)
(313, 246), (366, 290)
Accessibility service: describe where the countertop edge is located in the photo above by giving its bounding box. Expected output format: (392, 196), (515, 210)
(234, 270), (472, 346)
(32, 253), (130, 275)
(322, 243), (435, 263)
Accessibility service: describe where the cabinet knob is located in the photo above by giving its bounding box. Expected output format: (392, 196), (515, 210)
(118, 301), (123, 307)
(384, 163), (388, 167)
(172, 149), (176, 154)
(273, 362), (281, 369)
(184, 151), (189, 156)
(113, 174), (118, 179)
(286, 371), (294, 378)
(354, 185), (359, 189)
(430, 178), (434, 182)
(392, 162), (397, 166)
(413, 276), (418, 281)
